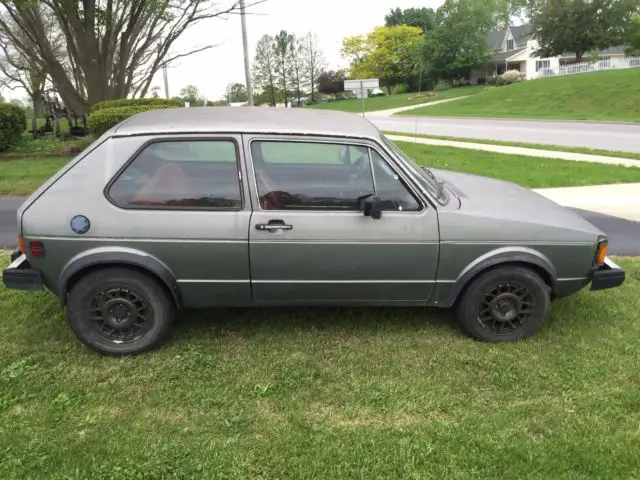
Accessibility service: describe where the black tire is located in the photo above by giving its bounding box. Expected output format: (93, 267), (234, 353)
(455, 265), (551, 342)
(66, 267), (176, 355)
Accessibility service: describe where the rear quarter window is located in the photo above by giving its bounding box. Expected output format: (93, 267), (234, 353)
(106, 139), (243, 209)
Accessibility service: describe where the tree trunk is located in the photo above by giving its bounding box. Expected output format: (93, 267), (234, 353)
(310, 67), (315, 103)
(31, 91), (44, 118)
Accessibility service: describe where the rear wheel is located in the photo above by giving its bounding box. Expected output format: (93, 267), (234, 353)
(66, 267), (175, 355)
(456, 266), (551, 342)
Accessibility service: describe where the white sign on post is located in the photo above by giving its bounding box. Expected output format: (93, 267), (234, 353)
(343, 78), (380, 117)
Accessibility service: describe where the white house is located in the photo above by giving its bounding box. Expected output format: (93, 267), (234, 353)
(469, 23), (630, 83)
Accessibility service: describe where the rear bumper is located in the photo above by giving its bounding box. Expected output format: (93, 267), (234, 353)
(590, 257), (625, 291)
(2, 251), (44, 291)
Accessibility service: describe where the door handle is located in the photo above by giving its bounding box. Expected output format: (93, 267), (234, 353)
(255, 220), (293, 232)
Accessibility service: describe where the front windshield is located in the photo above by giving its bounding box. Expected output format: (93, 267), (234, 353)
(380, 134), (443, 201)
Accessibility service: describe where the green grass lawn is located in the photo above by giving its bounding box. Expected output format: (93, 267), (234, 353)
(2, 252), (640, 479)
(385, 131), (640, 161)
(396, 141), (640, 188)
(3, 139), (640, 197)
(307, 86), (484, 113)
(0, 157), (71, 196)
(398, 69), (640, 122)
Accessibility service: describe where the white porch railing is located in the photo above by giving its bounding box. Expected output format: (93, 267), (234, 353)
(534, 56), (640, 79)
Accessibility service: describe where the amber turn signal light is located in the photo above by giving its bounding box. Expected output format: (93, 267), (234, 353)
(18, 234), (25, 254)
(595, 241), (608, 266)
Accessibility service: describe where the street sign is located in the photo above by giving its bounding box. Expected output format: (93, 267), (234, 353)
(344, 79), (380, 91)
(343, 78), (380, 117)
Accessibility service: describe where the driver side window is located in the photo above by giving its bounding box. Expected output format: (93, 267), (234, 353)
(250, 139), (421, 212)
(251, 140), (374, 211)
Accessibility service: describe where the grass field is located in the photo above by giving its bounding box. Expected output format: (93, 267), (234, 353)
(398, 69), (640, 122)
(3, 140), (640, 197)
(1, 252), (639, 479)
(307, 86), (484, 113)
(385, 131), (640, 162)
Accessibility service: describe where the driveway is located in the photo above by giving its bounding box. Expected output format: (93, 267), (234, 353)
(1, 197), (638, 256)
(370, 117), (640, 154)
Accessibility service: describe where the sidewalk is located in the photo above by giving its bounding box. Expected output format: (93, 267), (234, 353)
(386, 134), (640, 168)
(534, 183), (640, 222)
(365, 96), (472, 117)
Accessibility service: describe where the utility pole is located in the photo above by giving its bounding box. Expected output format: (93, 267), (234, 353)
(239, 0), (253, 106)
(162, 65), (169, 99)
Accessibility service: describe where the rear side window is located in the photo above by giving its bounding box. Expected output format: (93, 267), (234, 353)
(107, 140), (242, 209)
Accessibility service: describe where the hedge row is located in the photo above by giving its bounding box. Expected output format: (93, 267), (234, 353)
(0, 103), (27, 150)
(88, 104), (180, 137)
(91, 97), (182, 113)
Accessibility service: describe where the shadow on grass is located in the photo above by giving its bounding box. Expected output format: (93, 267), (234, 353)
(171, 305), (458, 343)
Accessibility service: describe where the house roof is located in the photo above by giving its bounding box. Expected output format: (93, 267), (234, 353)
(490, 47), (527, 62)
(487, 23), (534, 51)
(510, 23), (534, 44)
(110, 106), (382, 139)
(487, 29), (507, 50)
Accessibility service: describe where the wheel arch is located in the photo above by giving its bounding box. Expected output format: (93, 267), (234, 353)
(58, 247), (183, 308)
(445, 247), (556, 307)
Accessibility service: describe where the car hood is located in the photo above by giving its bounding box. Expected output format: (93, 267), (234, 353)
(431, 168), (604, 241)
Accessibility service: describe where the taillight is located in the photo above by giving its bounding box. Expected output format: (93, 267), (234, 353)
(29, 241), (44, 257)
(18, 234), (25, 253)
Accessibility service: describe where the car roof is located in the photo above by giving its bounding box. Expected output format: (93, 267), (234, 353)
(111, 106), (382, 140)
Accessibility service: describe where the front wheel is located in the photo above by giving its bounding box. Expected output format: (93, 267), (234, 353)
(455, 266), (551, 342)
(66, 267), (176, 355)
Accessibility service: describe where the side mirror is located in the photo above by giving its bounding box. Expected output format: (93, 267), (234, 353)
(358, 194), (383, 219)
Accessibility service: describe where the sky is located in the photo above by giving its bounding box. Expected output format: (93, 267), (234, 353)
(149, 0), (445, 102)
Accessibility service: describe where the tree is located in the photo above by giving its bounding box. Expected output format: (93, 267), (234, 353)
(253, 34), (278, 106)
(528, 0), (638, 62)
(317, 70), (344, 100)
(226, 82), (248, 103)
(179, 85), (200, 105)
(625, 14), (640, 54)
(274, 30), (294, 107)
(422, 0), (494, 84)
(0, 1), (245, 115)
(290, 35), (306, 104)
(341, 26), (424, 92)
(301, 32), (326, 103)
(384, 7), (436, 32)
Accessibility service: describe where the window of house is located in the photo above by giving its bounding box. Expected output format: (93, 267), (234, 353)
(250, 140), (421, 212)
(107, 139), (243, 209)
(507, 39), (514, 51)
(536, 60), (550, 71)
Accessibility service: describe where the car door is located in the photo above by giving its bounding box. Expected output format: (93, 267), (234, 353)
(244, 134), (440, 305)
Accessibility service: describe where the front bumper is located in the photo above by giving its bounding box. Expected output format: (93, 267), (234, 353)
(2, 251), (44, 291)
(590, 257), (625, 291)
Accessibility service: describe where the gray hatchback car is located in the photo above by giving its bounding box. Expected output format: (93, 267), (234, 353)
(3, 107), (625, 355)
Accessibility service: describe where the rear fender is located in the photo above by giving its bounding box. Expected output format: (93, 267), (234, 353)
(58, 246), (182, 307)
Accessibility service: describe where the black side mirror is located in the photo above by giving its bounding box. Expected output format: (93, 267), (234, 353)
(358, 194), (383, 219)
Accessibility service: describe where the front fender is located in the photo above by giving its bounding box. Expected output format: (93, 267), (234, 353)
(441, 246), (557, 307)
(58, 246), (182, 307)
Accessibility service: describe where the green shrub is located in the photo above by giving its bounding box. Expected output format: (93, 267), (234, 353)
(391, 83), (409, 95)
(91, 97), (182, 113)
(0, 103), (27, 150)
(88, 104), (179, 137)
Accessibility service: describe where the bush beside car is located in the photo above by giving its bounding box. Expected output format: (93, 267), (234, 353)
(91, 97), (182, 113)
(88, 104), (180, 137)
(0, 103), (27, 151)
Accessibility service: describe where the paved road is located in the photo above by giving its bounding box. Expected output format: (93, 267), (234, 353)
(1, 197), (638, 256)
(370, 117), (640, 154)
